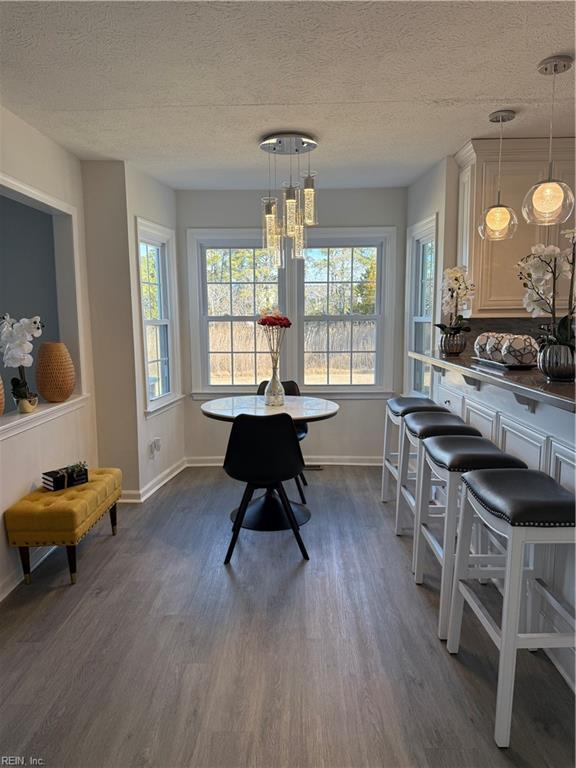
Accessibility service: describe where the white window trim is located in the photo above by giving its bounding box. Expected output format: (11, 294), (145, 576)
(136, 218), (181, 414)
(187, 226), (397, 396)
(404, 215), (438, 395)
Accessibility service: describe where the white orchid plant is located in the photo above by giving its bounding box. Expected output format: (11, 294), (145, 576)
(517, 230), (575, 349)
(0, 314), (44, 402)
(435, 267), (475, 336)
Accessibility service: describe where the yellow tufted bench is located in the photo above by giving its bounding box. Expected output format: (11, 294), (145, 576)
(4, 468), (122, 584)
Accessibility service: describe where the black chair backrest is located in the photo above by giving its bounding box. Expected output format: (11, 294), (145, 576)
(224, 413), (305, 485)
(257, 379), (301, 397)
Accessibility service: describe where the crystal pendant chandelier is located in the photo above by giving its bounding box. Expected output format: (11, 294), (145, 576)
(478, 110), (518, 241)
(522, 55), (575, 226)
(259, 133), (318, 265)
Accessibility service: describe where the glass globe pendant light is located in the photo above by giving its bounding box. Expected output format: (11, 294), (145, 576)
(478, 110), (518, 241)
(522, 55), (575, 226)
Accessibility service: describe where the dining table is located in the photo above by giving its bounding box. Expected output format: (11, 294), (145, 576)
(201, 394), (339, 531)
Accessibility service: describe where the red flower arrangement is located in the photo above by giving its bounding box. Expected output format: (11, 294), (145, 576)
(257, 310), (292, 404)
(257, 313), (292, 328)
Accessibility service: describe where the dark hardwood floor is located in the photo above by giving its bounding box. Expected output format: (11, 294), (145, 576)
(0, 467), (573, 768)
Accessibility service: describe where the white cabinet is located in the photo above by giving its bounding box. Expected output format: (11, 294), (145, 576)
(464, 398), (499, 441)
(455, 138), (575, 317)
(497, 415), (548, 470)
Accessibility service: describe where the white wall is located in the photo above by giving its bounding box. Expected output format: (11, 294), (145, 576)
(177, 188), (407, 464)
(125, 164), (186, 497)
(82, 161), (185, 499)
(0, 105), (98, 598)
(407, 156), (459, 325)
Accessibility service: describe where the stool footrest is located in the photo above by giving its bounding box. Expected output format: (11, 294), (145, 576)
(517, 632), (575, 650)
(458, 582), (502, 648)
(421, 526), (444, 565)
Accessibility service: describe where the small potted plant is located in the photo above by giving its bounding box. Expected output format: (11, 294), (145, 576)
(517, 233), (575, 381)
(0, 314), (43, 413)
(435, 267), (474, 356)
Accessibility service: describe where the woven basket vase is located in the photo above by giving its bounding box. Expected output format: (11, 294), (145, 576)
(36, 342), (76, 402)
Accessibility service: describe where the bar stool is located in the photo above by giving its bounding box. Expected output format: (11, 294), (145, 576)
(447, 468), (575, 748)
(381, 397), (448, 502)
(413, 435), (527, 639)
(395, 411), (481, 537)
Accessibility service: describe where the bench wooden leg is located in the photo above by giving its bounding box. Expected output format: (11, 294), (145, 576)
(66, 545), (77, 584)
(109, 503), (117, 535)
(18, 547), (31, 584)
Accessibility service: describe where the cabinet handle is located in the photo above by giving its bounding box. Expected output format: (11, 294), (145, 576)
(444, 399), (451, 406)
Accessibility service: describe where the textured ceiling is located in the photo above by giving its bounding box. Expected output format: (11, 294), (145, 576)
(0, 1), (574, 189)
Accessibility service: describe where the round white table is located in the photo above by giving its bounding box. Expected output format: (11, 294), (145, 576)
(201, 395), (339, 423)
(201, 395), (339, 531)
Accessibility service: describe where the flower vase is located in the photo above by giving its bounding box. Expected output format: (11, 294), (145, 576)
(537, 344), (575, 382)
(36, 342), (76, 402)
(264, 358), (285, 406)
(16, 396), (38, 414)
(439, 332), (467, 357)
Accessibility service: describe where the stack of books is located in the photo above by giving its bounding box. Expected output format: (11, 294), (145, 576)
(42, 469), (68, 491)
(42, 463), (88, 491)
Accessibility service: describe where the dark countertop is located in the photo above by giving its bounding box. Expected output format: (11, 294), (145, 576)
(409, 351), (576, 413)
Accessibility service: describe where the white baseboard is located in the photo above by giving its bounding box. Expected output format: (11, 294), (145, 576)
(119, 458), (187, 504)
(184, 455), (383, 467)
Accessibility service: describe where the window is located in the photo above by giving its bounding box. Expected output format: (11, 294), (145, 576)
(190, 228), (394, 393)
(137, 219), (180, 410)
(203, 247), (281, 385)
(405, 218), (436, 395)
(303, 247), (379, 385)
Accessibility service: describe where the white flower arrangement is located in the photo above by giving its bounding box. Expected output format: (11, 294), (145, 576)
(517, 233), (575, 346)
(0, 314), (43, 402)
(436, 267), (475, 334)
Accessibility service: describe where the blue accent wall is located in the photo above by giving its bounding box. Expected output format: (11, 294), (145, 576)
(0, 195), (60, 412)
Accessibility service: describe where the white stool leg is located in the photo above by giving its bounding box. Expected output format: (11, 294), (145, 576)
(438, 472), (460, 640)
(394, 424), (409, 535)
(494, 532), (525, 748)
(447, 492), (475, 654)
(413, 445), (431, 581)
(381, 409), (394, 502)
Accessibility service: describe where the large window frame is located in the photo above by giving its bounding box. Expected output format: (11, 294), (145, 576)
(188, 227), (396, 396)
(404, 216), (437, 395)
(136, 218), (181, 413)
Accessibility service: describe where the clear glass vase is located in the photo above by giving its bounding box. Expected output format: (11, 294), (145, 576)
(264, 357), (285, 405)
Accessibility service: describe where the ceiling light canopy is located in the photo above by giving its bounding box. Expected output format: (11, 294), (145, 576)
(259, 133), (319, 266)
(478, 110), (518, 241)
(522, 54), (575, 226)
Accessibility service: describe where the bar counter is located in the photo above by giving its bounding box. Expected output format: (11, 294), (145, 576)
(409, 351), (575, 413)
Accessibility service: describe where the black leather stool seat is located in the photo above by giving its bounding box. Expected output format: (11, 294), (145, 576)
(404, 411), (481, 439)
(387, 396), (449, 418)
(462, 468), (575, 527)
(423, 436), (527, 472)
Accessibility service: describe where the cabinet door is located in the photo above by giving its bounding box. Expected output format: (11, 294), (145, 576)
(497, 415), (547, 468)
(434, 383), (464, 417)
(464, 398), (498, 440)
(548, 439), (576, 493)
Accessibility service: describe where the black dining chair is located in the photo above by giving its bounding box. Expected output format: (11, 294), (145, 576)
(257, 379), (309, 503)
(223, 413), (309, 564)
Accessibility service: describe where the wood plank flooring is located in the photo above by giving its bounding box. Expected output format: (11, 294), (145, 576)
(0, 467), (573, 768)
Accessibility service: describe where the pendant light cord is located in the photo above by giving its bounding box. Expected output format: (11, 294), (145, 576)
(496, 117), (503, 205)
(548, 69), (557, 177)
